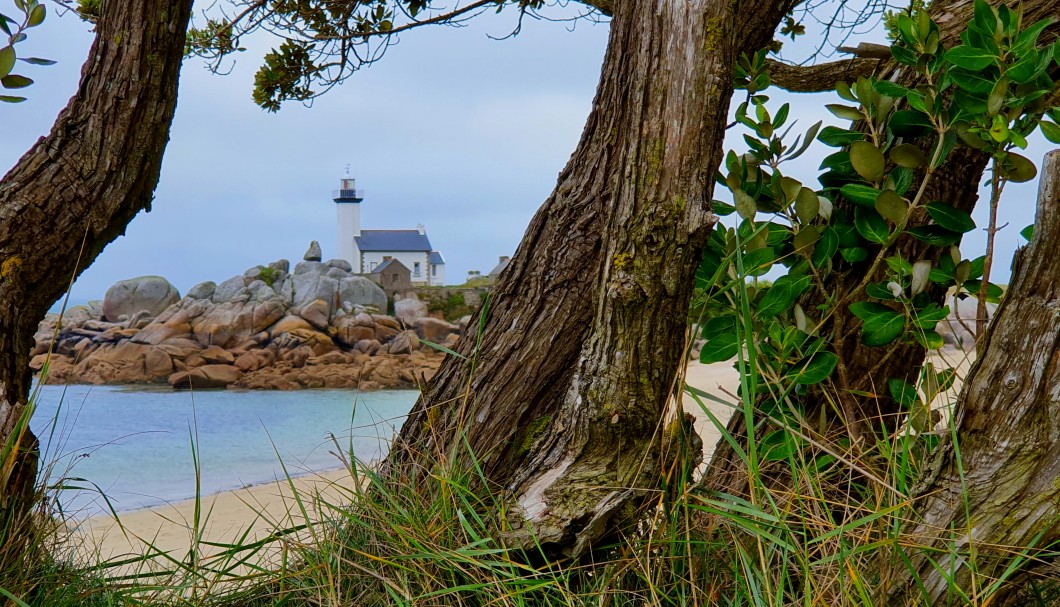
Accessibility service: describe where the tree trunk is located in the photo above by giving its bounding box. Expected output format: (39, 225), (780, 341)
(876, 150), (1060, 605)
(388, 0), (793, 558)
(702, 0), (1059, 498)
(0, 0), (192, 518)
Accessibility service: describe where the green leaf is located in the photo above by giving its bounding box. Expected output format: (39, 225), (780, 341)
(839, 184), (882, 208)
(827, 104), (864, 121)
(757, 274), (813, 319)
(973, 0), (998, 35)
(888, 378), (919, 408)
(849, 302), (906, 347)
(914, 329), (945, 350)
(789, 351), (838, 385)
(840, 246), (868, 263)
(896, 15), (918, 46)
(907, 225), (962, 246)
(779, 176), (803, 204)
(1, 74), (32, 89)
(811, 227), (838, 268)
(850, 141), (885, 182)
(913, 303), (950, 329)
(701, 315), (736, 340)
(945, 45), (997, 71)
(794, 187), (819, 224)
(0, 94), (25, 103)
(734, 190), (757, 219)
(18, 56), (55, 66)
(891, 45), (919, 67)
(818, 126), (863, 147)
(700, 332), (739, 364)
(888, 110), (933, 138)
(760, 430), (798, 462)
(854, 207), (890, 244)
(793, 225), (821, 257)
(866, 281), (898, 300)
(1013, 17), (1053, 53)
(949, 68), (997, 94)
(874, 189), (909, 224)
(1021, 224), (1035, 240)
(774, 103), (790, 129)
(891, 166), (914, 195)
(785, 121), (822, 160)
(711, 200), (736, 216)
(886, 255), (913, 276)
(925, 201), (975, 233)
(999, 152), (1037, 183)
(874, 80), (910, 98)
(989, 114), (1010, 143)
(986, 76), (1008, 116)
(1008, 51), (1044, 83)
(0, 46), (14, 80)
(742, 246), (775, 277)
(27, 3), (44, 27)
(1041, 121), (1060, 144)
(889, 143), (926, 169)
(850, 301), (894, 319)
(964, 280), (1005, 303)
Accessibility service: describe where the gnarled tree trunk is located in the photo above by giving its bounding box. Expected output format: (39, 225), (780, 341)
(388, 0), (793, 558)
(0, 0), (192, 525)
(878, 150), (1060, 605)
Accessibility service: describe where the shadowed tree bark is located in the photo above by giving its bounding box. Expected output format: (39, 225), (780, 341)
(878, 150), (1060, 605)
(387, 0), (793, 558)
(0, 0), (193, 527)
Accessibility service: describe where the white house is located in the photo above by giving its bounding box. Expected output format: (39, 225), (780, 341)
(333, 174), (446, 285)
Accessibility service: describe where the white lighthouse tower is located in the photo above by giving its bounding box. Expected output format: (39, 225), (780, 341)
(333, 170), (364, 268)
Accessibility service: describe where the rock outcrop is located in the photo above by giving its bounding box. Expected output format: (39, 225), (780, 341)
(31, 254), (460, 391)
(102, 276), (180, 322)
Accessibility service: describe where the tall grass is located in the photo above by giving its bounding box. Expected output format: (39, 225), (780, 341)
(5, 253), (1060, 606)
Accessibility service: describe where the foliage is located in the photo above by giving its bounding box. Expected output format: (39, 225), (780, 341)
(0, 0), (54, 103)
(697, 0), (1058, 448)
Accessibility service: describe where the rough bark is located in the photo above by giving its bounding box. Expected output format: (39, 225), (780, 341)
(388, 0), (793, 558)
(768, 57), (885, 93)
(877, 150), (1060, 606)
(702, 0), (1059, 498)
(0, 1), (193, 512)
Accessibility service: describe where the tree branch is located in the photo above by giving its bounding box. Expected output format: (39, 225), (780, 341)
(766, 56), (883, 92)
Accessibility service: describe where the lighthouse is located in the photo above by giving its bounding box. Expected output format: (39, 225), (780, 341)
(333, 171), (364, 267)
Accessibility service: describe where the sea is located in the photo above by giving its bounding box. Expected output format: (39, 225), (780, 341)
(29, 383), (418, 518)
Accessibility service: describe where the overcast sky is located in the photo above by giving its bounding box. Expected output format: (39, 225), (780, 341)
(2, 2), (1051, 302)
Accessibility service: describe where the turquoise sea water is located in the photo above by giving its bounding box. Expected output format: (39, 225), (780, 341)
(29, 384), (418, 517)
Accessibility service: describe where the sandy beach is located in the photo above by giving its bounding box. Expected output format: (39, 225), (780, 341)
(73, 467), (357, 574)
(74, 352), (971, 571)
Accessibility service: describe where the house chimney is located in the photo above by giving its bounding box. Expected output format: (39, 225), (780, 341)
(499, 256), (510, 263)
(416, 223), (426, 235)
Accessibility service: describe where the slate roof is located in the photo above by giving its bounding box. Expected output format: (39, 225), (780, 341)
(489, 257), (510, 278)
(428, 251), (445, 265)
(355, 230), (432, 252)
(370, 258), (410, 275)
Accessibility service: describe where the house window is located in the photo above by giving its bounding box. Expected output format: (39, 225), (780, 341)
(369, 261), (378, 271)
(432, 264), (437, 277)
(413, 262), (421, 277)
